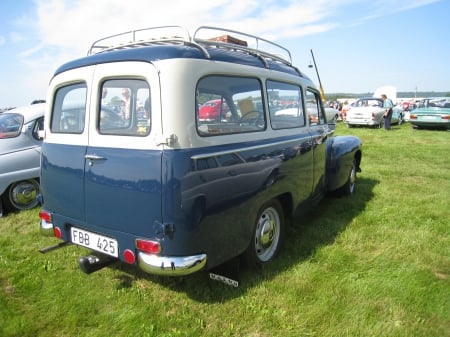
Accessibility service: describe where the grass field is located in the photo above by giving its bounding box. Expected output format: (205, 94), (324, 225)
(1, 122), (449, 337)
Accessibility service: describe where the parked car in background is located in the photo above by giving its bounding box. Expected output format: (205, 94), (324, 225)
(198, 99), (230, 122)
(345, 97), (401, 128)
(325, 107), (340, 123)
(409, 98), (450, 130)
(0, 103), (45, 216)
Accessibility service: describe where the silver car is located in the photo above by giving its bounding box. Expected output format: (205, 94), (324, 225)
(0, 103), (45, 216)
(345, 97), (400, 128)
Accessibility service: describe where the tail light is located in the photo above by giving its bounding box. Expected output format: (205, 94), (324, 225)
(53, 227), (62, 239)
(410, 114), (417, 119)
(39, 210), (52, 223)
(136, 239), (161, 254)
(441, 115), (450, 120)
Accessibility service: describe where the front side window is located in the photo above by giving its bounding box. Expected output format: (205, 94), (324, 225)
(196, 75), (265, 136)
(267, 80), (305, 129)
(51, 83), (87, 134)
(32, 117), (44, 140)
(306, 89), (326, 125)
(99, 79), (150, 136)
(0, 113), (24, 138)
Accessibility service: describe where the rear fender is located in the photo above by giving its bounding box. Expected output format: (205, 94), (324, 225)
(326, 136), (362, 191)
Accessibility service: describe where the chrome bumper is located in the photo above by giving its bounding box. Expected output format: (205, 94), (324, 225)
(138, 252), (207, 276)
(40, 219), (55, 236)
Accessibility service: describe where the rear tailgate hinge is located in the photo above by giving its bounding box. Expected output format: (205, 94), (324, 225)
(156, 134), (178, 146)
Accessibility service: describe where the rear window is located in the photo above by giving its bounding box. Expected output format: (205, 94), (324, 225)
(99, 79), (151, 137)
(0, 113), (24, 138)
(196, 75), (265, 136)
(51, 83), (87, 134)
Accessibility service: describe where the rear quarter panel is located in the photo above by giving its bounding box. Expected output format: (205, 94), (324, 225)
(326, 135), (362, 191)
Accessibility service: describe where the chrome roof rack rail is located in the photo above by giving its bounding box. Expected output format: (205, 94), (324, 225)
(88, 25), (211, 58)
(193, 26), (293, 67)
(88, 26), (185, 55)
(87, 26), (293, 69)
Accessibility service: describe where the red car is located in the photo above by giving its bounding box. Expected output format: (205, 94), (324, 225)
(198, 99), (230, 122)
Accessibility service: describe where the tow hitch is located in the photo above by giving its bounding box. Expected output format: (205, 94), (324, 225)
(78, 254), (117, 274)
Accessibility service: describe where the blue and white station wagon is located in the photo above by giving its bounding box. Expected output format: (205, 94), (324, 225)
(39, 26), (362, 278)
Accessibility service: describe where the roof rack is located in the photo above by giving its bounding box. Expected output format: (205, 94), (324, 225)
(88, 26), (192, 55)
(88, 25), (293, 67)
(193, 26), (292, 66)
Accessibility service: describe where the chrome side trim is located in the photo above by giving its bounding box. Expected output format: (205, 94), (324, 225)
(138, 252), (207, 276)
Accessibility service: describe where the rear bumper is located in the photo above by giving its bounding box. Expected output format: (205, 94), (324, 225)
(346, 119), (378, 126)
(40, 217), (207, 276)
(138, 252), (207, 276)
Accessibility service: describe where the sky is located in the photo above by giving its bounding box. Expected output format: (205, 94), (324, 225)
(0, 0), (449, 107)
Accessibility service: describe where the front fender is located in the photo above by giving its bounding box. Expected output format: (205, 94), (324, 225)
(326, 135), (362, 191)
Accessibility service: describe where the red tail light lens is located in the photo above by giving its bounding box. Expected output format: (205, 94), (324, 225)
(410, 114), (417, 119)
(53, 226), (62, 239)
(39, 210), (52, 223)
(441, 115), (450, 120)
(136, 239), (161, 254)
(123, 249), (136, 264)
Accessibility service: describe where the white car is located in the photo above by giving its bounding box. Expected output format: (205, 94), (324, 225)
(0, 103), (45, 216)
(345, 97), (400, 128)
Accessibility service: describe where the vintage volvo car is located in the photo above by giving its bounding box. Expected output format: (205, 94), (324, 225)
(39, 26), (362, 277)
(409, 98), (450, 130)
(1, 103), (45, 216)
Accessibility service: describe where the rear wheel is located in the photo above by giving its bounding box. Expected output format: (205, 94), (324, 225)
(3, 179), (40, 212)
(337, 159), (357, 196)
(244, 199), (285, 268)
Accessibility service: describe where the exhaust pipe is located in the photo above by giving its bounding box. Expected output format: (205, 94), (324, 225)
(78, 254), (117, 274)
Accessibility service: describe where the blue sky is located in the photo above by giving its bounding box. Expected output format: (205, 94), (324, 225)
(1, 0), (449, 107)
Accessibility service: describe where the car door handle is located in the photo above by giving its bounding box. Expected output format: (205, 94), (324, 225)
(85, 154), (107, 166)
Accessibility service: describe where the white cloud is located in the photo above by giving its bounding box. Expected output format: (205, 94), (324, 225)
(1, 0), (443, 106)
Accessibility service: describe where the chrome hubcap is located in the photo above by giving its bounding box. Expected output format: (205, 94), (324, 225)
(10, 180), (39, 209)
(255, 207), (280, 261)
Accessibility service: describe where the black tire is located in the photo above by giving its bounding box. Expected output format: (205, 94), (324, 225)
(3, 179), (40, 212)
(337, 159), (357, 196)
(244, 199), (285, 268)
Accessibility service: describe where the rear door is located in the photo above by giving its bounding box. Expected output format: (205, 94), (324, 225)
(85, 62), (162, 235)
(42, 67), (91, 220)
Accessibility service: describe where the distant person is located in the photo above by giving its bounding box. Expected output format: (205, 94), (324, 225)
(101, 88), (108, 105)
(121, 88), (131, 119)
(381, 94), (393, 131)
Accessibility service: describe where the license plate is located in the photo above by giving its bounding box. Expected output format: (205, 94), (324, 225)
(70, 227), (118, 257)
(421, 115), (437, 120)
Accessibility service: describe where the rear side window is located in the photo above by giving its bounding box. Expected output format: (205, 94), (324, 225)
(99, 79), (151, 136)
(267, 80), (305, 129)
(51, 83), (87, 134)
(306, 89), (326, 125)
(196, 75), (265, 136)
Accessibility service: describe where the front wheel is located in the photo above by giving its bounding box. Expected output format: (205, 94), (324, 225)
(244, 199), (285, 268)
(3, 179), (40, 212)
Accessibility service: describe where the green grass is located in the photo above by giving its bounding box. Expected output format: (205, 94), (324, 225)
(1, 122), (449, 337)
